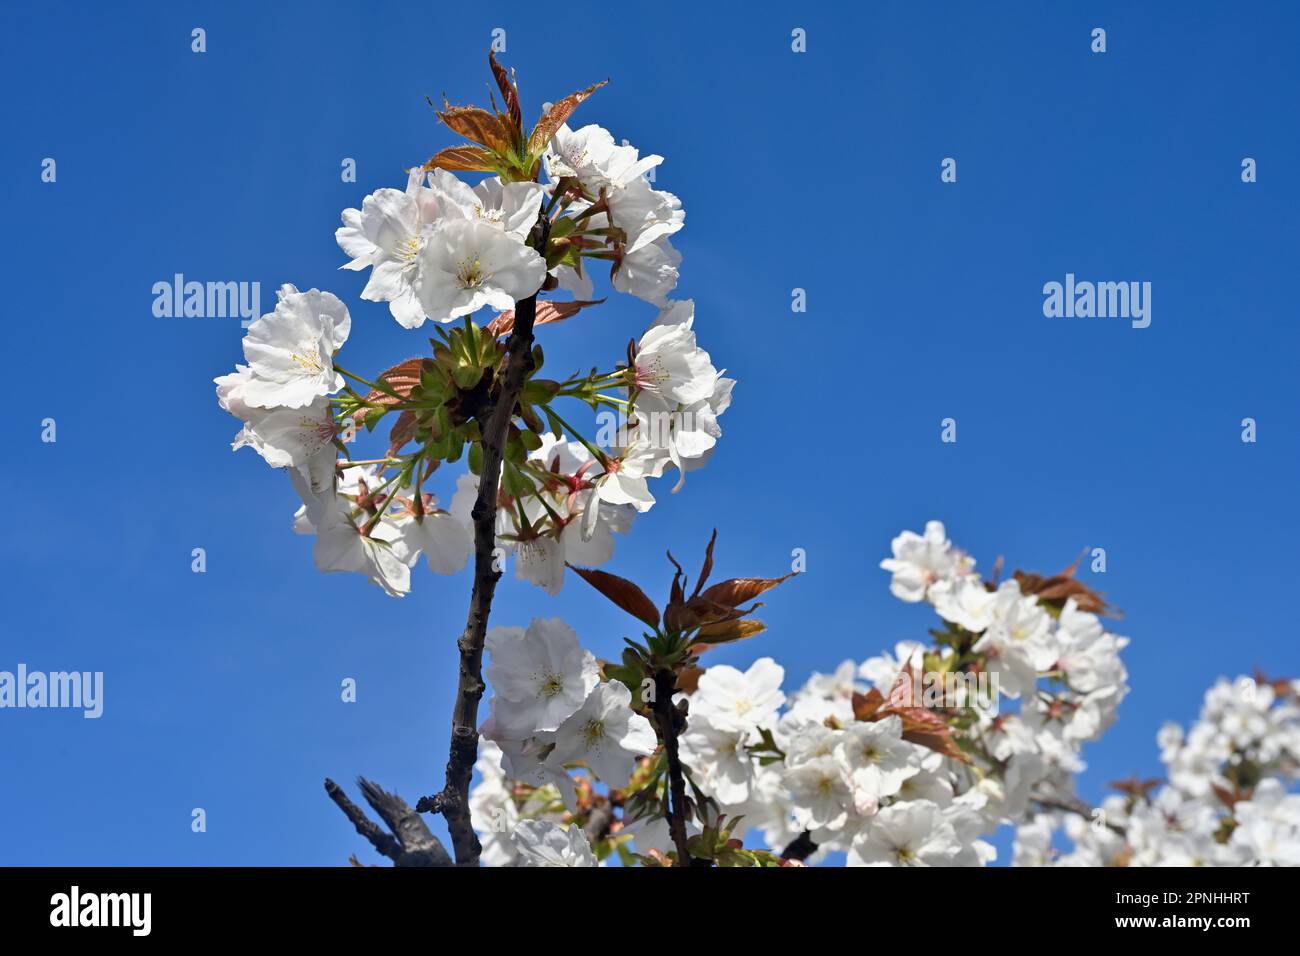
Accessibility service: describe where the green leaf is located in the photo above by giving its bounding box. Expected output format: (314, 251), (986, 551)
(363, 406), (386, 432)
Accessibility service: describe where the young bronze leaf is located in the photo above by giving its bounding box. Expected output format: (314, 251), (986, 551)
(386, 410), (418, 457)
(676, 665), (706, 695)
(683, 595), (754, 628)
(488, 50), (522, 133)
(1014, 549), (1117, 617)
(568, 564), (660, 629)
(351, 357), (427, 420)
(698, 572), (797, 609)
(851, 688), (886, 721)
(691, 529), (718, 599)
(899, 725), (970, 764)
(1014, 568), (1114, 617)
(486, 298), (605, 337)
(526, 79), (608, 157)
(692, 618), (766, 647)
(662, 601), (698, 635)
(882, 706), (970, 763)
(437, 106), (513, 153)
(885, 666), (920, 710)
(1110, 776), (1161, 799)
(424, 145), (498, 173)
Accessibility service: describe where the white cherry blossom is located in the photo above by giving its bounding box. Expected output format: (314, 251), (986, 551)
(485, 618), (601, 738)
(550, 681), (656, 787)
(512, 820), (598, 868)
(240, 285), (351, 409)
(335, 169), (442, 327)
(415, 218), (546, 325)
(690, 658), (785, 734)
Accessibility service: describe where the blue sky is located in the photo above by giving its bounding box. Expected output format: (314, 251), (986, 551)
(1, 1), (1296, 865)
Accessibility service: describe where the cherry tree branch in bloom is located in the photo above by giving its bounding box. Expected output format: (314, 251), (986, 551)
(419, 291), (541, 865)
(214, 48), (738, 865)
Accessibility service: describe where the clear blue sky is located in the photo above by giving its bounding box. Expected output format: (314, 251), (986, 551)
(1, 1), (1296, 865)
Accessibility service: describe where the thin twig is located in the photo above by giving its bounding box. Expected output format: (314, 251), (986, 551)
(326, 777), (454, 866)
(1033, 793), (1127, 836)
(324, 778), (401, 862)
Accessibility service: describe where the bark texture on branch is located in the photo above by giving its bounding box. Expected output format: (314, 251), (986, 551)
(325, 777), (453, 866)
(416, 292), (540, 866)
(653, 668), (704, 867)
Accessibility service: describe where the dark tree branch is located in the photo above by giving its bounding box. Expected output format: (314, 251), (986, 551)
(653, 669), (703, 867)
(583, 802), (616, 844)
(326, 778), (401, 861)
(325, 777), (452, 866)
(1032, 792), (1127, 836)
(780, 830), (818, 862)
(419, 290), (541, 866)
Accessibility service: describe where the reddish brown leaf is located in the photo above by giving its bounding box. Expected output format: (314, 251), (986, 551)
(1110, 776), (1161, 798)
(890, 705), (951, 736)
(698, 572), (797, 609)
(1211, 782), (1250, 810)
(1252, 668), (1295, 699)
(691, 529), (718, 599)
(875, 704), (969, 763)
(488, 50), (522, 133)
(666, 550), (686, 606)
(851, 689), (886, 721)
(676, 666), (705, 694)
(662, 602), (698, 635)
(387, 410), (418, 456)
(487, 298), (605, 337)
(350, 358), (428, 422)
(684, 595), (746, 623)
(885, 667), (921, 710)
(692, 618), (766, 648)
(423, 145), (498, 173)
(858, 666), (971, 763)
(1014, 551), (1117, 617)
(437, 106), (513, 153)
(526, 79), (608, 156)
(568, 565), (660, 629)
(900, 726), (970, 764)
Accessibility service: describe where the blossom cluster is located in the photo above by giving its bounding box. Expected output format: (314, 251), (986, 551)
(1017, 674), (1300, 866)
(471, 618), (657, 867)
(465, 521), (1136, 866)
(214, 55), (732, 599)
(673, 521), (1131, 865)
